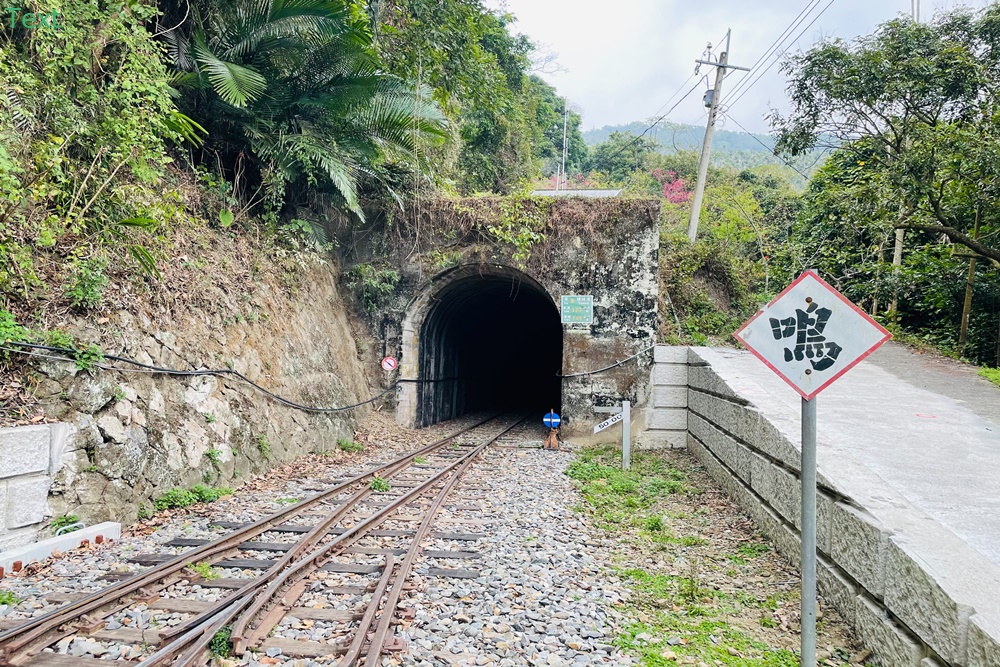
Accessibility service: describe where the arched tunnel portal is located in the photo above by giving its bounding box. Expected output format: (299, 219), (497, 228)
(402, 268), (563, 427)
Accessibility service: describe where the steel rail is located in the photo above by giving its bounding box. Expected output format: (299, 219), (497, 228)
(357, 416), (508, 666)
(141, 416), (524, 667)
(0, 415), (501, 665)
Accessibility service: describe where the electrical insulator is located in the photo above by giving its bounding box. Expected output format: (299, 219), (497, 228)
(703, 89), (715, 108)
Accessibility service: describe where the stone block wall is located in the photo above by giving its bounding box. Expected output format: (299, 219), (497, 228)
(644, 345), (1000, 667)
(640, 346), (687, 448)
(0, 424), (69, 550)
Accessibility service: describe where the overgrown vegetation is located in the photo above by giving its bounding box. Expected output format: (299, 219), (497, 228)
(0, 0), (588, 348)
(50, 514), (81, 534)
(256, 435), (270, 459)
(153, 485), (233, 510)
(370, 476), (391, 492)
(980, 367), (1000, 388)
(208, 624), (232, 658)
(337, 438), (364, 453)
(187, 561), (222, 581)
(0, 591), (21, 607)
(565, 445), (692, 532)
(346, 264), (400, 314)
(568, 446), (860, 667)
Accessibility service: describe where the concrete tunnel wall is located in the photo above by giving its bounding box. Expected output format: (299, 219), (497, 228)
(393, 238), (660, 434)
(381, 198), (661, 435)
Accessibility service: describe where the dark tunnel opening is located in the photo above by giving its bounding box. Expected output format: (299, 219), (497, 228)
(418, 275), (563, 426)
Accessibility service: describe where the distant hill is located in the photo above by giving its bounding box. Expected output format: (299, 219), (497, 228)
(583, 120), (828, 186)
(583, 121), (777, 153)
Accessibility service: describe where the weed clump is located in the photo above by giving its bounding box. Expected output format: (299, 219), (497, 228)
(337, 438), (364, 453)
(154, 485), (233, 510)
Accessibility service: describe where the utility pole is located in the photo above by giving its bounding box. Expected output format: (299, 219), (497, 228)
(687, 30), (749, 243)
(891, 2), (919, 313)
(561, 101), (569, 190)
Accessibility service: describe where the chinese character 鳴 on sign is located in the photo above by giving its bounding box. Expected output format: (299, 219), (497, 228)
(768, 299), (843, 372)
(733, 271), (891, 400)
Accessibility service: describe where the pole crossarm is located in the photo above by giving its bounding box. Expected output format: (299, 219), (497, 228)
(694, 59), (750, 71)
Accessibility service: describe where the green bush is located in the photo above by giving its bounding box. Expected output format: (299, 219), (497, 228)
(154, 485), (233, 510)
(209, 625), (232, 657)
(346, 264), (400, 314)
(337, 438), (364, 453)
(50, 514), (81, 534)
(64, 257), (108, 310)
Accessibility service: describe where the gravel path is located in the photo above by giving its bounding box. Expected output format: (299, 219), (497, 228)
(396, 423), (634, 667)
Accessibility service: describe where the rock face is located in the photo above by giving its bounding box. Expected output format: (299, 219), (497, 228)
(32, 262), (371, 526)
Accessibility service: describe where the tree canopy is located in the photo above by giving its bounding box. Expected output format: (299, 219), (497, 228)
(771, 6), (1000, 264)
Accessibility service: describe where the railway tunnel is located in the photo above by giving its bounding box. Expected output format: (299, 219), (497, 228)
(413, 272), (563, 426)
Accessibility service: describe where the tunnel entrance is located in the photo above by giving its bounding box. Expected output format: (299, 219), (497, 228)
(415, 272), (562, 426)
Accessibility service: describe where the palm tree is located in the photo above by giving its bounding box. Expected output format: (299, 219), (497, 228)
(166, 0), (445, 219)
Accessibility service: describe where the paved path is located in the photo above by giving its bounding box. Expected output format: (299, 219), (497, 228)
(724, 341), (1000, 567)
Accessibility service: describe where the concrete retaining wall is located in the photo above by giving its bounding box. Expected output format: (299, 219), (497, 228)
(646, 345), (1000, 667)
(0, 423), (69, 550)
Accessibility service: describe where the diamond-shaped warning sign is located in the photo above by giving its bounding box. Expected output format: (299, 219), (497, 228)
(734, 270), (891, 400)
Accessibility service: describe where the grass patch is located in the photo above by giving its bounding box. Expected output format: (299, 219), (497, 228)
(187, 561), (222, 581)
(275, 497), (299, 505)
(0, 591), (21, 606)
(617, 567), (802, 666)
(154, 485), (233, 510)
(337, 438), (364, 453)
(414, 455), (429, 465)
(567, 446), (855, 667)
(209, 625), (232, 657)
(256, 435), (271, 459)
(979, 367), (1000, 388)
(565, 445), (692, 531)
(728, 542), (772, 564)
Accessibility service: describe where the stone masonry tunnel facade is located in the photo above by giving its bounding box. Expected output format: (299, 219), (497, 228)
(382, 198), (662, 437)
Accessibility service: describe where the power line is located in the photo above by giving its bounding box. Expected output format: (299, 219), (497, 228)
(725, 114), (811, 180)
(602, 76), (706, 162)
(648, 72), (697, 123)
(726, 0), (822, 100)
(726, 0), (835, 111)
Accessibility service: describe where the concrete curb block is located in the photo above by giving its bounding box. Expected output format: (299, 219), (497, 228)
(0, 521), (121, 576)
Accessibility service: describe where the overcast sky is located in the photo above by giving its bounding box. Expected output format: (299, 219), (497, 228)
(486, 0), (995, 134)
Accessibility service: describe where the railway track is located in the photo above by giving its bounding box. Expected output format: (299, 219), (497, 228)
(0, 414), (526, 667)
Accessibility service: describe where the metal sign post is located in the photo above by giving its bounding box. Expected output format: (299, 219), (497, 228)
(733, 270), (891, 667)
(801, 396), (817, 667)
(593, 401), (631, 470)
(622, 401), (631, 470)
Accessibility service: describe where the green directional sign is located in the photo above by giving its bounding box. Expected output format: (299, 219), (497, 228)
(561, 295), (593, 324)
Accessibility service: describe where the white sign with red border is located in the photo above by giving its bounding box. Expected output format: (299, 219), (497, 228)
(380, 356), (398, 372)
(733, 270), (891, 400)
